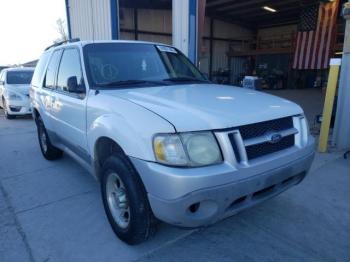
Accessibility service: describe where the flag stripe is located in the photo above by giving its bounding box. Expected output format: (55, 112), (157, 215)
(298, 32), (307, 69)
(318, 5), (331, 69)
(293, 33), (301, 69)
(302, 32), (310, 69)
(305, 31), (314, 69)
(323, 4), (338, 68)
(312, 5), (325, 69)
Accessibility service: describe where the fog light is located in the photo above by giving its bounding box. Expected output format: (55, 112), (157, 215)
(189, 202), (200, 213)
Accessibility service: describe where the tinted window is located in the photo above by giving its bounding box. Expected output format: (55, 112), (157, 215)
(6, 71), (34, 84)
(57, 49), (83, 92)
(32, 52), (50, 87)
(44, 50), (62, 89)
(83, 43), (206, 87)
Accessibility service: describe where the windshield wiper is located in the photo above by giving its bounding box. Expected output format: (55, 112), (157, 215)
(98, 80), (168, 87)
(162, 77), (210, 83)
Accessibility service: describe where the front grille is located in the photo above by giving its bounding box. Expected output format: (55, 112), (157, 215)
(229, 116), (296, 162)
(238, 117), (293, 140)
(245, 135), (295, 160)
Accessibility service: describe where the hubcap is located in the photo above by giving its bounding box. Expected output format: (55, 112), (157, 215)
(40, 127), (48, 153)
(106, 172), (130, 229)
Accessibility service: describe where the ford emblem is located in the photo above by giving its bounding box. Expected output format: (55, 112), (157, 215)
(269, 133), (282, 144)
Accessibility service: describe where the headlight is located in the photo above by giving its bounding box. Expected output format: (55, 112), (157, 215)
(7, 91), (22, 101)
(153, 134), (188, 166)
(153, 132), (222, 167)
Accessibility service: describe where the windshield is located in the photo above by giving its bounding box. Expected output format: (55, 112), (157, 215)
(83, 43), (207, 88)
(6, 71), (34, 85)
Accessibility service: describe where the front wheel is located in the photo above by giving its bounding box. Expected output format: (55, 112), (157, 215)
(36, 116), (63, 160)
(101, 154), (157, 245)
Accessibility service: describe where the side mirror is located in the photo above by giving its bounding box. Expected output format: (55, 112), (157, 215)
(0, 80), (4, 85)
(67, 76), (85, 94)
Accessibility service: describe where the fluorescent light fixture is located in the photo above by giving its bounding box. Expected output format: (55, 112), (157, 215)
(262, 6), (277, 12)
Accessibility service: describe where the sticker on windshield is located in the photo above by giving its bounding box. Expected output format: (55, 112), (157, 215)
(156, 45), (177, 53)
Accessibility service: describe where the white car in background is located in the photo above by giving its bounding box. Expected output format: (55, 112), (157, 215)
(0, 67), (34, 119)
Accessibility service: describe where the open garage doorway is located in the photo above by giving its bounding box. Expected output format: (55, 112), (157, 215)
(199, 0), (346, 135)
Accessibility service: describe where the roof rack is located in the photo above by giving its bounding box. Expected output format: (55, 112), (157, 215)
(45, 38), (80, 51)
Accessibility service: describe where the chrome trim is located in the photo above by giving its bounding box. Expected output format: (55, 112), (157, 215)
(243, 128), (298, 147)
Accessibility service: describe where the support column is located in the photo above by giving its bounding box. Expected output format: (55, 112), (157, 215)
(172, 0), (198, 64)
(110, 0), (120, 39)
(333, 1), (350, 150)
(65, 0), (72, 39)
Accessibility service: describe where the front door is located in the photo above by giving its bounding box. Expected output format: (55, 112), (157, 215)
(51, 48), (89, 162)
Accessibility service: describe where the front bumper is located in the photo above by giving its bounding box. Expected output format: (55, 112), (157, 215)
(130, 136), (315, 227)
(5, 98), (32, 115)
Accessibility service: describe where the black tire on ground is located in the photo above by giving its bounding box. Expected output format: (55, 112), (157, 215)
(101, 154), (157, 245)
(3, 99), (15, 119)
(36, 116), (63, 160)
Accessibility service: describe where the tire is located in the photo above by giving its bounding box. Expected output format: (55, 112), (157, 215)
(36, 116), (63, 160)
(3, 99), (15, 119)
(101, 154), (157, 245)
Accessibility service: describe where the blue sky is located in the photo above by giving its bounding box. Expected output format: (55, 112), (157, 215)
(0, 0), (66, 65)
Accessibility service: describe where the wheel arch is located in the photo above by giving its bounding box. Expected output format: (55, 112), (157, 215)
(93, 136), (127, 180)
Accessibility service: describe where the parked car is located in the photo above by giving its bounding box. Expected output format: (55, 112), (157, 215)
(31, 40), (315, 245)
(0, 67), (34, 119)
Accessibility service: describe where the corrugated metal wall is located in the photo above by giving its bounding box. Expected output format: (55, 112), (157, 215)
(119, 8), (172, 45)
(68, 0), (112, 40)
(230, 57), (247, 85)
(198, 18), (254, 74)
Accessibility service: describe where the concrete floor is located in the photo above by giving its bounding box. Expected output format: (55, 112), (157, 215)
(0, 97), (349, 262)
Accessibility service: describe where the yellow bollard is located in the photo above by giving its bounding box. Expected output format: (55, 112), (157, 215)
(318, 58), (341, 152)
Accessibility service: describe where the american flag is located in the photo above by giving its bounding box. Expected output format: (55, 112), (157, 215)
(292, 0), (340, 70)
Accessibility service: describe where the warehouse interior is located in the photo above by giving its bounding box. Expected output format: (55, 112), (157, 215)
(116, 0), (346, 127)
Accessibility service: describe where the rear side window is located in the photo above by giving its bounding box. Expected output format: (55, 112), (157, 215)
(31, 52), (50, 87)
(56, 49), (83, 92)
(44, 50), (62, 89)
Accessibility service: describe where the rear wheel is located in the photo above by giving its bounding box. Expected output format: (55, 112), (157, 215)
(3, 99), (15, 119)
(37, 116), (63, 160)
(101, 154), (157, 245)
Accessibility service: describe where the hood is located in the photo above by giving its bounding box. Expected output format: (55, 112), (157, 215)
(109, 84), (303, 132)
(6, 84), (30, 96)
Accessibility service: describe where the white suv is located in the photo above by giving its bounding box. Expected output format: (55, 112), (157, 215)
(31, 40), (315, 245)
(0, 67), (34, 119)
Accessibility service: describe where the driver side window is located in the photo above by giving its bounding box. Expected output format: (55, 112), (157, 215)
(56, 48), (83, 93)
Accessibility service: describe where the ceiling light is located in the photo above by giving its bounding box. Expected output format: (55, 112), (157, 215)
(262, 6), (277, 13)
